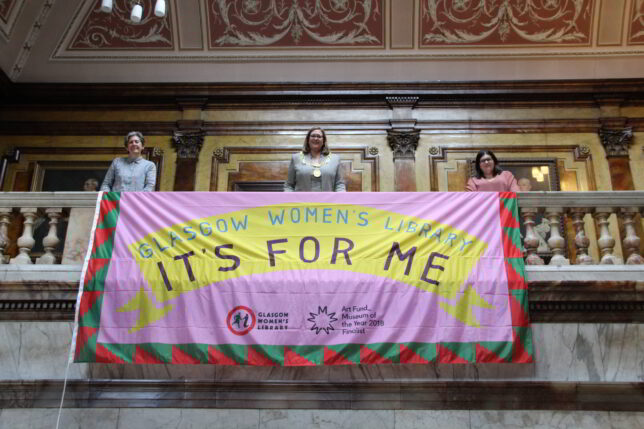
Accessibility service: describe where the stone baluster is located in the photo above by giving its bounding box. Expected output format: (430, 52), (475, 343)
(521, 207), (544, 265)
(36, 208), (63, 265)
(544, 208), (569, 266)
(568, 208), (594, 265)
(593, 208), (623, 264)
(9, 208), (37, 265)
(0, 208), (12, 264)
(619, 207), (644, 265)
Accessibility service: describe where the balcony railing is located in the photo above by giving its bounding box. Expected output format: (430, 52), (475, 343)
(0, 191), (642, 269)
(0, 191), (642, 321)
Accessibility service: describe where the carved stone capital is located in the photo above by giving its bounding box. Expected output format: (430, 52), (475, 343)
(172, 131), (204, 159)
(387, 129), (420, 159)
(599, 127), (633, 158)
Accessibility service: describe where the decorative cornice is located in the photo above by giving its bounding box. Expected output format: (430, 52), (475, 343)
(387, 129), (420, 159)
(0, 119), (618, 136)
(385, 96), (419, 109)
(5, 79), (644, 107)
(2, 268), (644, 322)
(1, 380), (642, 411)
(172, 130), (204, 159)
(598, 126), (633, 157)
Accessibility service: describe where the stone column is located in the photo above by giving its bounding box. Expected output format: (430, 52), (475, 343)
(386, 97), (419, 192)
(598, 126), (634, 191)
(173, 98), (207, 191)
(0, 208), (11, 264)
(9, 208), (37, 265)
(172, 127), (205, 191)
(598, 125), (642, 262)
(36, 208), (62, 265)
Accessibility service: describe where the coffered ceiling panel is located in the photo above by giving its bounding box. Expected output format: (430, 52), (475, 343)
(420, 0), (593, 46)
(207, 0), (384, 48)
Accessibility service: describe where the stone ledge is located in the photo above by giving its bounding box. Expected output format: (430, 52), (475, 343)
(1, 265), (643, 321)
(1, 264), (642, 284)
(1, 380), (642, 411)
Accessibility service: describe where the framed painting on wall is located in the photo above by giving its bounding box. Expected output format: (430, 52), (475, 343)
(30, 161), (111, 192)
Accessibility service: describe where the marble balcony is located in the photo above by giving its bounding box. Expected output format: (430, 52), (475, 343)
(0, 191), (642, 428)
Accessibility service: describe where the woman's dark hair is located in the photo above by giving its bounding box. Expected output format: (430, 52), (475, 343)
(124, 131), (145, 148)
(474, 150), (502, 179)
(302, 127), (330, 156)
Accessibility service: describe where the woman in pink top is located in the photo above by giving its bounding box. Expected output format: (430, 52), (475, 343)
(466, 150), (520, 192)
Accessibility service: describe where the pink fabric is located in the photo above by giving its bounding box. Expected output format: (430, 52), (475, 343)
(97, 192), (514, 346)
(466, 170), (520, 192)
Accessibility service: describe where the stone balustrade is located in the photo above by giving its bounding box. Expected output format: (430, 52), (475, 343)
(0, 192), (98, 266)
(0, 191), (642, 322)
(0, 191), (642, 270)
(518, 191), (644, 267)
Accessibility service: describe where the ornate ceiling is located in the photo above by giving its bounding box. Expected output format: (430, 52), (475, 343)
(1, 0), (644, 83)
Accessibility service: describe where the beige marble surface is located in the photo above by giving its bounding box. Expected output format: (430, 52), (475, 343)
(0, 322), (641, 382)
(0, 409), (642, 429)
(61, 207), (96, 265)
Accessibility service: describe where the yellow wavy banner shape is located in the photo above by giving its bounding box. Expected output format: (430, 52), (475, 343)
(120, 203), (491, 332)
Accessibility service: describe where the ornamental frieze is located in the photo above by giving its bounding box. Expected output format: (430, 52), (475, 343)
(421, 0), (592, 46)
(69, 0), (173, 49)
(208, 0), (383, 47)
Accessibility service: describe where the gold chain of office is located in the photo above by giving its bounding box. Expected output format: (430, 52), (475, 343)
(300, 152), (331, 178)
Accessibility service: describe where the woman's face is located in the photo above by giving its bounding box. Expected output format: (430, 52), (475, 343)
(127, 135), (144, 157)
(308, 129), (324, 155)
(479, 153), (495, 177)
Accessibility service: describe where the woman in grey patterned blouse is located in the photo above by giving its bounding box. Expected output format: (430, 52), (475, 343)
(100, 131), (157, 192)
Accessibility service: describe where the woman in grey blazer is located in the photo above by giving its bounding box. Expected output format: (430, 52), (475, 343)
(284, 127), (346, 192)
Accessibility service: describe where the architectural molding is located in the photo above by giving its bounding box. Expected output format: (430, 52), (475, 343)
(2, 263), (644, 322)
(9, 0), (56, 81)
(427, 145), (598, 192)
(598, 126), (633, 157)
(4, 79), (644, 107)
(387, 129), (419, 159)
(0, 380), (641, 411)
(172, 129), (204, 159)
(0, 118), (623, 136)
(210, 145), (379, 192)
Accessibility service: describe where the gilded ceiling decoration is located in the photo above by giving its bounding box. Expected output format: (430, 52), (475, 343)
(629, 0), (644, 44)
(207, 0), (383, 47)
(420, 0), (592, 46)
(69, 0), (173, 49)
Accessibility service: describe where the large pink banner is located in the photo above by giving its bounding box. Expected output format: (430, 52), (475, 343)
(74, 192), (532, 365)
